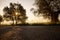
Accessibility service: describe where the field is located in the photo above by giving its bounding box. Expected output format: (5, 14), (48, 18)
(0, 26), (60, 40)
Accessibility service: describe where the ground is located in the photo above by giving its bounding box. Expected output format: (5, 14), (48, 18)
(0, 26), (60, 40)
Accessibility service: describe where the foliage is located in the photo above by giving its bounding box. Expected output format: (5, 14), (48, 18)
(3, 3), (27, 24)
(33, 0), (60, 22)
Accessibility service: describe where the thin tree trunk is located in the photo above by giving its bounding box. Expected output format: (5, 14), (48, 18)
(13, 20), (14, 25)
(15, 16), (17, 25)
(51, 13), (59, 23)
(12, 17), (15, 25)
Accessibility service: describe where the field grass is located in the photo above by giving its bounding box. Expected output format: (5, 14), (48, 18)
(0, 26), (60, 40)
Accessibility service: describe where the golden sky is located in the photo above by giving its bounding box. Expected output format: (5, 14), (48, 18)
(0, 0), (57, 24)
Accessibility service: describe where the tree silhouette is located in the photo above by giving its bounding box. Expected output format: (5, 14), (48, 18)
(3, 3), (27, 25)
(33, 0), (60, 23)
(0, 15), (3, 25)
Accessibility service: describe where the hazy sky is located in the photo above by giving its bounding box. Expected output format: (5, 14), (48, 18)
(0, 0), (51, 24)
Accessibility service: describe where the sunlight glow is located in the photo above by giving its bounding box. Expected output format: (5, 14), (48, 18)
(1, 20), (12, 25)
(15, 12), (19, 16)
(0, 13), (4, 16)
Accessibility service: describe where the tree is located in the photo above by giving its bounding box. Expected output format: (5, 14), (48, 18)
(3, 3), (27, 25)
(33, 0), (60, 23)
(0, 15), (3, 25)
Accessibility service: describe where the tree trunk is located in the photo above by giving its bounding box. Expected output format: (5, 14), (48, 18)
(51, 13), (59, 23)
(16, 20), (17, 25)
(13, 20), (14, 25)
(12, 17), (15, 25)
(15, 16), (17, 25)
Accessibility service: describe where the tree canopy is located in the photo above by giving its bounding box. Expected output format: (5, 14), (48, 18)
(33, 0), (60, 23)
(3, 3), (27, 24)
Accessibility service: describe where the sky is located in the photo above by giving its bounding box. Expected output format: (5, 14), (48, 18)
(0, 0), (53, 24)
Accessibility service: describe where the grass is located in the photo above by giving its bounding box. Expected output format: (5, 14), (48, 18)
(0, 22), (60, 26)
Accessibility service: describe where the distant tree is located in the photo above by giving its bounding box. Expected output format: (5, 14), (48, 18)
(3, 3), (27, 25)
(33, 0), (60, 23)
(0, 15), (3, 25)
